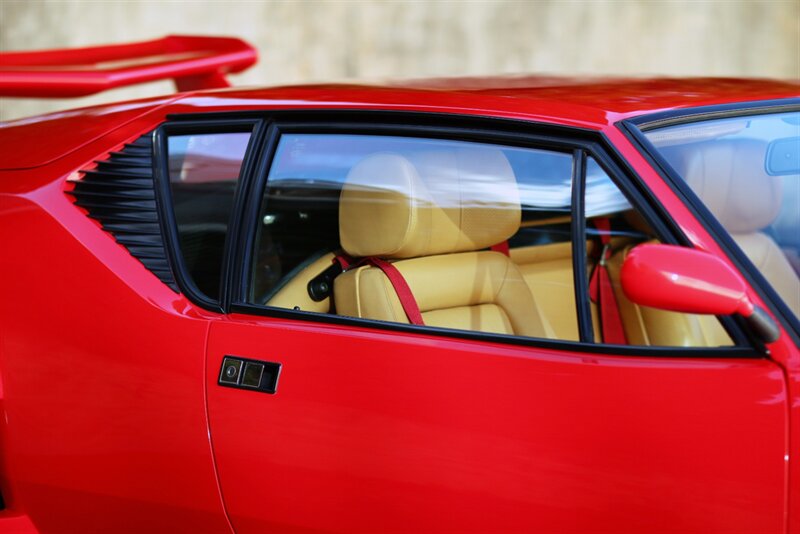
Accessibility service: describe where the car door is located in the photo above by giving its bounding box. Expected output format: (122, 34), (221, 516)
(617, 104), (800, 533)
(202, 115), (787, 533)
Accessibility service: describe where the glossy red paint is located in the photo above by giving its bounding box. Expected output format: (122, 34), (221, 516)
(156, 76), (800, 133)
(0, 114), (233, 533)
(603, 124), (800, 534)
(405, 75), (800, 113)
(207, 316), (786, 533)
(0, 35), (257, 98)
(0, 94), (181, 171)
(0, 72), (797, 533)
(621, 243), (755, 317)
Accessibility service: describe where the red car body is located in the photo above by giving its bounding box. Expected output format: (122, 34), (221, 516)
(0, 37), (799, 533)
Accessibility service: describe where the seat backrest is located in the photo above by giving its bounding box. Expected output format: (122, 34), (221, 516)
(731, 233), (799, 316)
(510, 241), (595, 341)
(334, 149), (553, 338)
(266, 252), (336, 313)
(680, 139), (799, 317)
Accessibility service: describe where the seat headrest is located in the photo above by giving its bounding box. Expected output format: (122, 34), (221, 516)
(679, 139), (782, 234)
(339, 148), (520, 259)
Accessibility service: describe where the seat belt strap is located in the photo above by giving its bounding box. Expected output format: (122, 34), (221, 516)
(588, 218), (627, 345)
(332, 254), (425, 326)
(365, 257), (425, 326)
(333, 253), (354, 270)
(490, 241), (510, 257)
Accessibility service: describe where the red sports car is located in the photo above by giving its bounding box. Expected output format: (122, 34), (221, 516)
(0, 36), (798, 533)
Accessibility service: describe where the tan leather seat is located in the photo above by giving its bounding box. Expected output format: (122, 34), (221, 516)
(680, 139), (799, 318)
(510, 241), (593, 341)
(334, 149), (553, 338)
(606, 242), (733, 347)
(266, 252), (336, 313)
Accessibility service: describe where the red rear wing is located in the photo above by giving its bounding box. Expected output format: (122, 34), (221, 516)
(0, 35), (258, 98)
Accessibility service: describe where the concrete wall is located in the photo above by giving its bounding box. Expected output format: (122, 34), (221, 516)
(1, 0), (798, 121)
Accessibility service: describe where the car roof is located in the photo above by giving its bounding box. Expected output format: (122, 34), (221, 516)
(2, 75), (797, 170)
(169, 75), (799, 127)
(396, 75), (800, 113)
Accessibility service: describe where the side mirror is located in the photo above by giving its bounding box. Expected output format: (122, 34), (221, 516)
(621, 244), (780, 344)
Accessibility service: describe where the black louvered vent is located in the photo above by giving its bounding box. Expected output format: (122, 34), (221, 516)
(68, 133), (178, 291)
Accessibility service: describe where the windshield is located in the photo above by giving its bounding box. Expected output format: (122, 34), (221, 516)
(644, 110), (799, 321)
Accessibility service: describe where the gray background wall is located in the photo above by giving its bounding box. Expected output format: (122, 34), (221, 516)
(1, 0), (798, 121)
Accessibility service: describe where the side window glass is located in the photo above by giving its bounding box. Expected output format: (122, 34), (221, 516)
(583, 158), (734, 347)
(245, 133), (733, 348)
(505, 149), (577, 340)
(249, 134), (577, 341)
(167, 131), (251, 300)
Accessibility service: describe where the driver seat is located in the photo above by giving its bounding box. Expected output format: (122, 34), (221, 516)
(333, 149), (553, 338)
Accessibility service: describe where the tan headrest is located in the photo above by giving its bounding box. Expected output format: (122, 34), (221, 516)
(680, 139), (782, 233)
(339, 149), (520, 259)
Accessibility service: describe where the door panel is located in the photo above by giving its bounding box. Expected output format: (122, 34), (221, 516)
(207, 315), (786, 533)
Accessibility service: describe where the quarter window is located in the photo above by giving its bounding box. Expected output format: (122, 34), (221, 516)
(167, 131), (251, 300)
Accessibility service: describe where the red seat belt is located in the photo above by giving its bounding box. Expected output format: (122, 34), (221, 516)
(333, 254), (425, 326)
(365, 258), (425, 326)
(490, 241), (510, 256)
(588, 219), (627, 344)
(333, 254), (354, 270)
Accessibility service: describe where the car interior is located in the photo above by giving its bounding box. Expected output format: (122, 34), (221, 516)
(250, 144), (734, 347)
(667, 139), (800, 319)
(647, 112), (800, 321)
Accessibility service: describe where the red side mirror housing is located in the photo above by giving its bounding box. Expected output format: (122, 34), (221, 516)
(621, 244), (780, 343)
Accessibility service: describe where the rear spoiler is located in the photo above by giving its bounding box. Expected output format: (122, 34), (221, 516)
(0, 35), (257, 98)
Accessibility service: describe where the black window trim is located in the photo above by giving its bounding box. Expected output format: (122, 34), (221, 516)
(152, 118), (264, 312)
(570, 149), (593, 343)
(618, 98), (800, 347)
(156, 109), (759, 359)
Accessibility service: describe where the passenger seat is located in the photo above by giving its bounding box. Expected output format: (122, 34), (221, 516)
(679, 139), (800, 318)
(606, 242), (733, 346)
